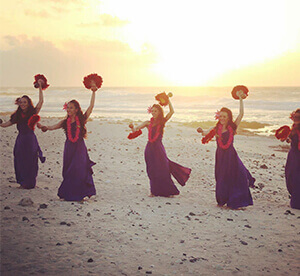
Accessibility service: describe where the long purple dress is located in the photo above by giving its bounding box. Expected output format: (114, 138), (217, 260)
(144, 124), (191, 197)
(215, 131), (254, 209)
(13, 115), (45, 189)
(57, 121), (96, 201)
(285, 132), (300, 209)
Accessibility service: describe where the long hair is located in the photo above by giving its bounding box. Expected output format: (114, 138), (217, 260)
(62, 100), (87, 138)
(289, 108), (300, 138)
(10, 95), (36, 124)
(152, 104), (166, 133)
(216, 107), (237, 134)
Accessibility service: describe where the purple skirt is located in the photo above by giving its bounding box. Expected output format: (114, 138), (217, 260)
(285, 134), (300, 209)
(58, 123), (96, 201)
(215, 131), (254, 209)
(144, 126), (191, 197)
(14, 120), (45, 189)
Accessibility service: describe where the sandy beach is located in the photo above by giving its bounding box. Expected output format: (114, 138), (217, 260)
(1, 117), (299, 276)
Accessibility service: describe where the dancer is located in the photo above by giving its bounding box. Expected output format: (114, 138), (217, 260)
(276, 109), (300, 209)
(0, 78), (46, 189)
(198, 90), (254, 209)
(129, 95), (191, 197)
(38, 77), (100, 201)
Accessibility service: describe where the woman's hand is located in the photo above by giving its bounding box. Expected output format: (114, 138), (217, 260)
(90, 80), (98, 93)
(129, 123), (137, 132)
(37, 79), (44, 88)
(237, 90), (246, 100)
(41, 126), (48, 132)
(38, 125), (48, 132)
(91, 86), (98, 93)
(197, 127), (203, 134)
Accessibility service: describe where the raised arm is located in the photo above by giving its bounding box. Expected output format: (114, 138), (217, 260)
(35, 79), (44, 114)
(38, 120), (64, 132)
(84, 88), (97, 120)
(234, 94), (244, 127)
(165, 98), (174, 122)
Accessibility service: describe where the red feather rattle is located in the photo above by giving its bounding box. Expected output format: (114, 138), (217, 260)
(275, 125), (291, 142)
(231, 85), (249, 100)
(155, 92), (173, 106)
(33, 74), (49, 90)
(83, 73), (103, 90)
(127, 123), (142, 140)
(201, 128), (216, 144)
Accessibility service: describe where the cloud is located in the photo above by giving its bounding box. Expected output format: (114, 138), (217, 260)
(23, 0), (85, 17)
(0, 35), (161, 86)
(100, 14), (130, 27)
(24, 9), (53, 18)
(78, 14), (130, 28)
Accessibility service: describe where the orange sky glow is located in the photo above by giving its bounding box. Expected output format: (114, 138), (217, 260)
(0, 0), (299, 87)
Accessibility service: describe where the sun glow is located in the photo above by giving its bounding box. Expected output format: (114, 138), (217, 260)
(99, 0), (299, 86)
(1, 0), (300, 86)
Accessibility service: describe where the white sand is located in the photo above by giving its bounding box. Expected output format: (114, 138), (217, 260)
(1, 117), (299, 275)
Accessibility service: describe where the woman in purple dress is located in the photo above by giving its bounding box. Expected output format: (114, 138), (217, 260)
(38, 86), (98, 201)
(285, 109), (300, 209)
(0, 80), (45, 189)
(199, 92), (254, 209)
(130, 99), (191, 197)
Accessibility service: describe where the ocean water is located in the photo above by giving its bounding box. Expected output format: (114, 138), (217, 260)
(0, 86), (299, 135)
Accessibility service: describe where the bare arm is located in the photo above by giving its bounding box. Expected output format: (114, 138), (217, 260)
(234, 96), (244, 127)
(165, 98), (174, 122)
(131, 121), (150, 132)
(200, 126), (215, 136)
(84, 88), (97, 120)
(38, 120), (64, 132)
(35, 80), (44, 114)
(0, 120), (13, 128)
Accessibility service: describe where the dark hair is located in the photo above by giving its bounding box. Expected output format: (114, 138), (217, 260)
(216, 107), (237, 133)
(152, 104), (166, 133)
(10, 95), (36, 124)
(62, 100), (87, 138)
(289, 109), (300, 138)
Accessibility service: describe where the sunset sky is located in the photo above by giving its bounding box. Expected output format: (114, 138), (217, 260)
(0, 0), (299, 87)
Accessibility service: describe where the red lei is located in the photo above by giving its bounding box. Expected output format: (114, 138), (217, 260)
(217, 124), (234, 150)
(148, 118), (161, 143)
(67, 116), (80, 143)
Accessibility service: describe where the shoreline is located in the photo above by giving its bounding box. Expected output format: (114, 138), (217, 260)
(0, 113), (279, 137)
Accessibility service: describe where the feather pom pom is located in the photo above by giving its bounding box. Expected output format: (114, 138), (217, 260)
(33, 74), (49, 90)
(275, 125), (291, 141)
(231, 85), (249, 100)
(83, 73), (103, 89)
(155, 92), (172, 106)
(128, 129), (142, 140)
